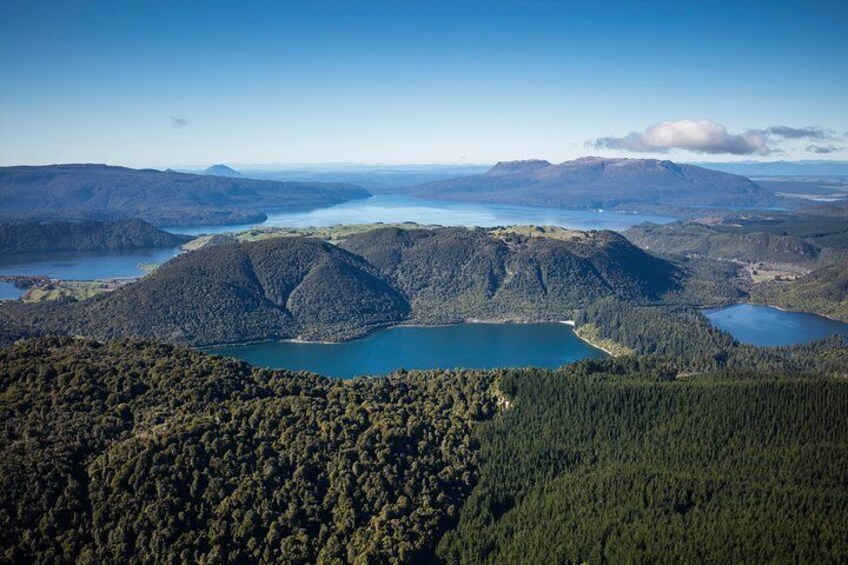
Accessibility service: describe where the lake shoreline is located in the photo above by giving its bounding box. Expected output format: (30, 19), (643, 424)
(200, 318), (610, 352)
(203, 321), (607, 378)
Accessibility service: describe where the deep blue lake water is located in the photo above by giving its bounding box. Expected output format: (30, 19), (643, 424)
(167, 195), (677, 236)
(0, 281), (23, 300)
(703, 304), (848, 346)
(204, 322), (607, 378)
(0, 248), (180, 280)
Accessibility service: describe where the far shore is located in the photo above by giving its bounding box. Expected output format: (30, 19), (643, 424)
(201, 317), (619, 355)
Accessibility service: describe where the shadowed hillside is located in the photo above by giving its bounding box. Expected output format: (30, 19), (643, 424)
(0, 219), (191, 254)
(0, 164), (370, 226)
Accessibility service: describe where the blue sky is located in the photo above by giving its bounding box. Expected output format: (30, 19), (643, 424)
(1, 0), (846, 167)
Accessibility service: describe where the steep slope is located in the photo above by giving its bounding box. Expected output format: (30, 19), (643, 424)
(0, 219), (191, 254)
(341, 227), (681, 323)
(0, 164), (370, 226)
(402, 157), (774, 211)
(6, 237), (410, 345)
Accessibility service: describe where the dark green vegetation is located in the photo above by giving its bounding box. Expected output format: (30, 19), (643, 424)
(340, 227), (679, 324)
(752, 264), (848, 322)
(0, 337), (498, 563)
(575, 297), (848, 372)
(0, 227), (681, 346)
(625, 202), (848, 266)
(0, 219), (191, 255)
(390, 157), (777, 213)
(1, 237), (410, 345)
(2, 337), (847, 563)
(0, 164), (370, 226)
(438, 352), (848, 563)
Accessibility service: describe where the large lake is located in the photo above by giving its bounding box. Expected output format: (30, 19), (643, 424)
(204, 322), (607, 378)
(703, 304), (848, 346)
(0, 248), (179, 280)
(167, 195), (676, 236)
(0, 196), (675, 281)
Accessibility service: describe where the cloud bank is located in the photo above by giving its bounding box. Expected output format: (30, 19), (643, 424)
(593, 119), (839, 156)
(806, 144), (844, 154)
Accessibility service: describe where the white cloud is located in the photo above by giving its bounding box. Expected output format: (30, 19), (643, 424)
(593, 119), (837, 156)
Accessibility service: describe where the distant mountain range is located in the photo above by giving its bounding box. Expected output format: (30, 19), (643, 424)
(0, 164), (370, 227)
(692, 160), (848, 177)
(392, 157), (778, 213)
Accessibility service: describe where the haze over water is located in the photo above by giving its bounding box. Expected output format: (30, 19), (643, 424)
(167, 195), (676, 236)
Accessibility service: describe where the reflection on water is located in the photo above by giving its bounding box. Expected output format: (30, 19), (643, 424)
(205, 322), (607, 379)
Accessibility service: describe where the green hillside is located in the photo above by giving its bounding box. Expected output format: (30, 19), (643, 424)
(0, 227), (682, 346)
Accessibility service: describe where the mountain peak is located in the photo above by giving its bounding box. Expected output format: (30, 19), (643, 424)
(202, 164), (243, 178)
(486, 159), (553, 176)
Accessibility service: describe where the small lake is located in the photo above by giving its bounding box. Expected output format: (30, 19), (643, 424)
(0, 248), (180, 280)
(0, 281), (23, 300)
(204, 322), (607, 378)
(167, 195), (676, 236)
(703, 304), (848, 346)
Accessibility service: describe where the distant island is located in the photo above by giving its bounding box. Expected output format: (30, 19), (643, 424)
(0, 219), (191, 255)
(0, 164), (371, 226)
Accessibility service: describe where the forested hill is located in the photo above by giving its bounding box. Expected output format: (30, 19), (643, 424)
(339, 226), (679, 324)
(2, 337), (847, 563)
(0, 227), (681, 346)
(624, 203), (848, 267)
(0, 164), (371, 226)
(0, 337), (499, 563)
(751, 265), (848, 322)
(0, 219), (191, 254)
(392, 157), (776, 212)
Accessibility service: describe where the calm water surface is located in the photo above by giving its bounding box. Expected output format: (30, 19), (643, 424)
(0, 248), (180, 280)
(0, 281), (22, 300)
(205, 322), (607, 378)
(167, 195), (676, 236)
(703, 304), (848, 346)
